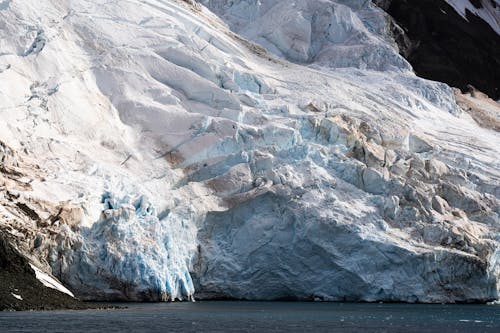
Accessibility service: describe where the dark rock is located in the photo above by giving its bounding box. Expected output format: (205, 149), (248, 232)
(0, 232), (98, 311)
(376, 0), (500, 99)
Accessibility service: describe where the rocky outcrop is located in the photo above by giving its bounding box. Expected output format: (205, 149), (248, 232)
(454, 86), (500, 131)
(374, 0), (500, 99)
(0, 233), (92, 311)
(0, 141), (100, 310)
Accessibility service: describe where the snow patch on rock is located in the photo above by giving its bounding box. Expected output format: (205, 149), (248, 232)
(11, 293), (23, 300)
(445, 0), (500, 35)
(30, 264), (74, 298)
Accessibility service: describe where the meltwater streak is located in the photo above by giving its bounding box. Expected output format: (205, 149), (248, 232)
(1, 302), (499, 333)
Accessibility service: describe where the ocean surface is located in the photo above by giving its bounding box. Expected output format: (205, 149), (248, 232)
(1, 301), (499, 332)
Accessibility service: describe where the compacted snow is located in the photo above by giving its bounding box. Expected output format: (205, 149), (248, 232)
(0, 0), (499, 302)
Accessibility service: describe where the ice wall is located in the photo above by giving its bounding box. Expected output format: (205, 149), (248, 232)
(51, 193), (197, 301)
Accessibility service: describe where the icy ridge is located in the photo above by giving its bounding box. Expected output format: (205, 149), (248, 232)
(199, 0), (412, 70)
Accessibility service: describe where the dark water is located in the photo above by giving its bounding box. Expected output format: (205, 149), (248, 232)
(1, 301), (499, 333)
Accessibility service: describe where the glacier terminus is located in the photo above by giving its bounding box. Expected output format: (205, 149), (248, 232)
(0, 0), (499, 305)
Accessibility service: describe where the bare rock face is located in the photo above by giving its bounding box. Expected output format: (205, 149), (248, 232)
(432, 196), (450, 215)
(0, 0), (499, 303)
(454, 87), (500, 132)
(0, 233), (92, 311)
(375, 0), (500, 99)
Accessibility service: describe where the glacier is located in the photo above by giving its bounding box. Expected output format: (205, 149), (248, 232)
(0, 0), (499, 303)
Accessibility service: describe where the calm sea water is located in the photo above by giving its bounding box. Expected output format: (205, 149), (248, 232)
(1, 301), (499, 332)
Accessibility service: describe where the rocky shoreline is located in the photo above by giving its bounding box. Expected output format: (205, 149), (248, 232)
(0, 233), (100, 311)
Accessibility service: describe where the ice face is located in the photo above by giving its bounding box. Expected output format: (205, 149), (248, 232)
(52, 192), (197, 301)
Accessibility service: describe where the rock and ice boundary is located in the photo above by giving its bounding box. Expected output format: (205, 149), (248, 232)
(0, 0), (498, 303)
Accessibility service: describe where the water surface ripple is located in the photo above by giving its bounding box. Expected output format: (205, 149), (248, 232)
(1, 301), (499, 332)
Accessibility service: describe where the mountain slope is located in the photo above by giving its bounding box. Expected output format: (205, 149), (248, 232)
(0, 234), (91, 310)
(446, 0), (500, 35)
(0, 0), (499, 303)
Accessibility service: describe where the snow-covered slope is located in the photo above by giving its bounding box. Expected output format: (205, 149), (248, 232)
(0, 0), (499, 302)
(199, 0), (411, 70)
(445, 0), (500, 35)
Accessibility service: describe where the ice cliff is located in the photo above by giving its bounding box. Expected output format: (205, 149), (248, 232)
(0, 0), (499, 303)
